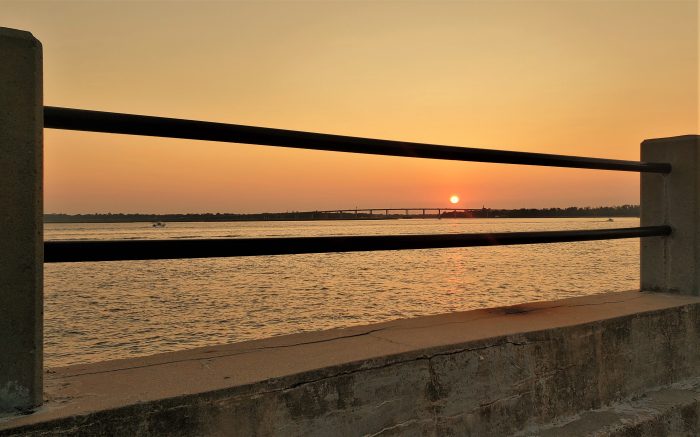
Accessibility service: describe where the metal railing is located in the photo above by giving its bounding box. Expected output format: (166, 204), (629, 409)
(45, 107), (670, 173)
(43, 107), (672, 263)
(45, 227), (671, 263)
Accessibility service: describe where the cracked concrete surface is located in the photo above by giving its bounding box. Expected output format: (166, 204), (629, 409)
(2, 290), (700, 436)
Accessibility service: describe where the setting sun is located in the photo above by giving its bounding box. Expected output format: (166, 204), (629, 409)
(450, 195), (460, 204)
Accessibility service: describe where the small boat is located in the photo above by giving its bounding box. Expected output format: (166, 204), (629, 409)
(607, 218), (614, 222)
(152, 222), (166, 228)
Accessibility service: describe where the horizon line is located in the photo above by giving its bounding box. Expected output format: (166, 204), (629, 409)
(44, 204), (641, 216)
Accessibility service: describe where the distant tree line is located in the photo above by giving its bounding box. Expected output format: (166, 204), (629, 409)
(44, 205), (639, 223)
(483, 204), (639, 218)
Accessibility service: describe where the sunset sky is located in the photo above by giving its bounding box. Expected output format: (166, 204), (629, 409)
(4, 1), (698, 214)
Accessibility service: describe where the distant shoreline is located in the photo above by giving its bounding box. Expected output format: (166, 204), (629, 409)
(44, 205), (640, 223)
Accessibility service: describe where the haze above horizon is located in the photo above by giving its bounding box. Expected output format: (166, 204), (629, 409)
(4, 1), (698, 214)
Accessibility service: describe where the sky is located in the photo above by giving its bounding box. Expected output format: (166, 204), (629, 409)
(3, 0), (698, 214)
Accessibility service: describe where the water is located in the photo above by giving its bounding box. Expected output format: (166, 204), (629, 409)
(44, 217), (639, 367)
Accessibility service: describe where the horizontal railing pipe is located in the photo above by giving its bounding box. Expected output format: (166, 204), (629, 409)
(44, 226), (671, 263)
(44, 107), (671, 173)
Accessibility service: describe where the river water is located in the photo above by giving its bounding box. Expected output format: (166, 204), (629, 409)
(44, 217), (639, 367)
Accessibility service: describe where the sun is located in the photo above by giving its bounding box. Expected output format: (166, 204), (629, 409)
(450, 195), (460, 204)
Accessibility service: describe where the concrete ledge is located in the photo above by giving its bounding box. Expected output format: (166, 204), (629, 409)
(2, 291), (700, 436)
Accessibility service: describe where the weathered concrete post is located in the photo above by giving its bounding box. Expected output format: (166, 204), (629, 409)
(641, 135), (700, 295)
(0, 28), (43, 412)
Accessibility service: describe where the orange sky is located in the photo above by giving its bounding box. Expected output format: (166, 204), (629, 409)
(4, 1), (698, 214)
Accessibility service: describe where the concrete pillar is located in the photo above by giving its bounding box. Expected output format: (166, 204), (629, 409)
(641, 135), (700, 295)
(0, 28), (43, 412)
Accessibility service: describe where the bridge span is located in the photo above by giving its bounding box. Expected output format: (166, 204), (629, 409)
(315, 207), (489, 217)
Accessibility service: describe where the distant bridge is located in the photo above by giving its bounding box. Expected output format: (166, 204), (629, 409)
(313, 207), (489, 217)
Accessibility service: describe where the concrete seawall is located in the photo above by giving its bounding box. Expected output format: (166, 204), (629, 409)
(2, 290), (700, 436)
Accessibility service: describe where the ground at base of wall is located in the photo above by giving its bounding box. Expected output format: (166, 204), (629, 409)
(514, 376), (700, 436)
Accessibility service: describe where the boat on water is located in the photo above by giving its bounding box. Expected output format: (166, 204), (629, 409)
(607, 218), (614, 222)
(152, 222), (166, 228)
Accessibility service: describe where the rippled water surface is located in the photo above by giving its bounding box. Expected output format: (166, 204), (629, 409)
(45, 217), (639, 367)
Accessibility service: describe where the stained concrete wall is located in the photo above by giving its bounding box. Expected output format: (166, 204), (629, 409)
(2, 291), (700, 436)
